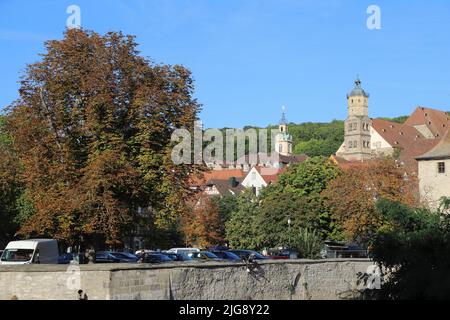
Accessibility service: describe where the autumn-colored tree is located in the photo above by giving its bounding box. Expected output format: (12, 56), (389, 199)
(322, 159), (418, 242)
(5, 29), (201, 247)
(181, 194), (224, 248)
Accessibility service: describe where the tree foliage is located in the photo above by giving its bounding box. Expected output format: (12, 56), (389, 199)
(181, 193), (224, 249)
(277, 157), (342, 240)
(224, 157), (341, 251)
(278, 156), (340, 197)
(323, 159), (418, 242)
(5, 29), (201, 246)
(295, 228), (323, 259)
(371, 199), (450, 300)
(256, 190), (319, 249)
(211, 194), (238, 240)
(0, 115), (21, 246)
(225, 190), (260, 250)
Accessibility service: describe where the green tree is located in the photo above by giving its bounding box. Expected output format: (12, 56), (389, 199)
(278, 157), (340, 197)
(256, 189), (319, 249)
(276, 157), (342, 240)
(211, 194), (239, 240)
(370, 199), (450, 300)
(225, 190), (260, 250)
(0, 115), (21, 246)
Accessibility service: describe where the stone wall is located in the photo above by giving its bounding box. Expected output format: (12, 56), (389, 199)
(0, 259), (374, 300)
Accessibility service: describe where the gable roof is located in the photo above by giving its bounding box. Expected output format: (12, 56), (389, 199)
(416, 130), (450, 161)
(235, 153), (308, 165)
(205, 179), (245, 196)
(371, 118), (440, 170)
(254, 166), (286, 184)
(190, 169), (245, 186)
(279, 153), (309, 164)
(404, 106), (450, 138)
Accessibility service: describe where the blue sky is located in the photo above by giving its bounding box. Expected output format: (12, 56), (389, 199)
(1, 0), (450, 128)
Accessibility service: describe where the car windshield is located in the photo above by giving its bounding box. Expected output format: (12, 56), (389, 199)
(231, 250), (266, 259)
(224, 252), (241, 259)
(202, 252), (219, 259)
(251, 252), (267, 259)
(1, 249), (34, 262)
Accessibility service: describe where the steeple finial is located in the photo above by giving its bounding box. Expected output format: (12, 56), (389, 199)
(355, 75), (361, 87)
(280, 106), (287, 125)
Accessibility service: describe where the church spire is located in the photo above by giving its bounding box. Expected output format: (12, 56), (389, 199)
(276, 106), (293, 156)
(280, 105), (287, 125)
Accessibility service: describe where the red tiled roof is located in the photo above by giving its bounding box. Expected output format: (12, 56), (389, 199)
(190, 169), (245, 186)
(253, 166), (286, 184)
(372, 118), (440, 170)
(417, 129), (450, 160)
(404, 106), (450, 138)
(330, 155), (369, 170)
(205, 179), (245, 195)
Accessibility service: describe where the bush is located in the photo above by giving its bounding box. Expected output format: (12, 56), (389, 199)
(294, 228), (323, 259)
(370, 199), (450, 300)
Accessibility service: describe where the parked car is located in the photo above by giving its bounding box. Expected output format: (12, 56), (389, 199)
(58, 253), (74, 264)
(211, 251), (241, 261)
(139, 253), (173, 264)
(190, 251), (222, 261)
(163, 252), (194, 262)
(228, 250), (268, 261)
(95, 251), (138, 263)
(269, 249), (298, 260)
(0, 239), (59, 265)
(167, 248), (200, 255)
(114, 252), (139, 262)
(119, 252), (139, 261)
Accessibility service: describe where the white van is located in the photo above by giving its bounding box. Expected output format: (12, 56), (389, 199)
(0, 239), (59, 265)
(167, 248), (200, 255)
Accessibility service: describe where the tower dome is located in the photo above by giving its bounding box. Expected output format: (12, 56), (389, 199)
(348, 77), (369, 98)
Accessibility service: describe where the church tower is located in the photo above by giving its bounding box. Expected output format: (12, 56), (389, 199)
(342, 77), (372, 161)
(276, 107), (293, 156)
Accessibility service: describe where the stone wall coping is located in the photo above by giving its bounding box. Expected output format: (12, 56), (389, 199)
(0, 258), (372, 273)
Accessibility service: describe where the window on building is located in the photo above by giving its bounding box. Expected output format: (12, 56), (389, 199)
(438, 162), (446, 174)
(279, 144), (283, 153)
